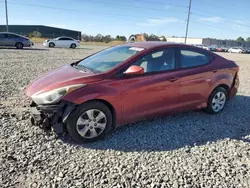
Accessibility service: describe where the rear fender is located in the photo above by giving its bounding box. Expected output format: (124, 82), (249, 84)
(209, 73), (234, 96)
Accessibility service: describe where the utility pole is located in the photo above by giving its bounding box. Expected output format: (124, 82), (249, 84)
(184, 0), (192, 44)
(5, 0), (9, 32)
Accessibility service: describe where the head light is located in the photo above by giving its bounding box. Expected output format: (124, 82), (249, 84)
(31, 84), (85, 105)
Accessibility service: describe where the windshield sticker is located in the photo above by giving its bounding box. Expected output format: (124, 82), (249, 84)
(129, 47), (145, 52)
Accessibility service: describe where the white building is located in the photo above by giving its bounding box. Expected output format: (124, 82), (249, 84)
(165, 37), (250, 47)
(165, 37), (202, 44)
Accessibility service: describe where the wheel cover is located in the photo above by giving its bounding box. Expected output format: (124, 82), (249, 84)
(17, 43), (22, 48)
(212, 92), (226, 112)
(76, 109), (107, 139)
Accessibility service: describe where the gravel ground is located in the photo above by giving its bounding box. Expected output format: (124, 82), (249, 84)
(1, 44), (250, 188)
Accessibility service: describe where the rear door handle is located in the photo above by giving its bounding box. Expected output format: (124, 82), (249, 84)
(212, 70), (218, 73)
(169, 77), (179, 82)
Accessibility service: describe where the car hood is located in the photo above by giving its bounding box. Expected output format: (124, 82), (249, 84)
(25, 65), (102, 97)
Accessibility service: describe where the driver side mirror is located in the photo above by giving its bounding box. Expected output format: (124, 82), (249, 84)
(124, 65), (144, 75)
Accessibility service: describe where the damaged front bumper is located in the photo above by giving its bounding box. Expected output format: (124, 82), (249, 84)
(30, 101), (75, 133)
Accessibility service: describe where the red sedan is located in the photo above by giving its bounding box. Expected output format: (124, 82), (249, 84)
(25, 42), (239, 143)
(216, 47), (224, 52)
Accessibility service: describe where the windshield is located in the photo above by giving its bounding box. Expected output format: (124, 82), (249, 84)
(76, 46), (145, 73)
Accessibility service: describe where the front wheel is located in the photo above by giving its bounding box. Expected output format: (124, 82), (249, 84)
(49, 42), (55, 48)
(205, 87), (228, 114)
(70, 43), (76, 48)
(66, 101), (113, 143)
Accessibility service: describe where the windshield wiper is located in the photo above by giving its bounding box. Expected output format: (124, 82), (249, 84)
(73, 64), (96, 73)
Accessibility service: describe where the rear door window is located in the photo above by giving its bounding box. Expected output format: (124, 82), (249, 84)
(7, 34), (20, 38)
(64, 38), (73, 40)
(59, 37), (73, 40)
(180, 49), (211, 68)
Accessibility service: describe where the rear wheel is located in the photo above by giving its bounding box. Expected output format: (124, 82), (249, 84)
(66, 101), (113, 143)
(70, 43), (76, 48)
(15, 42), (24, 49)
(49, 42), (55, 48)
(205, 87), (228, 114)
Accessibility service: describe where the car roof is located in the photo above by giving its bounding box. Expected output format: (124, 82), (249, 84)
(57, 36), (74, 39)
(123, 41), (190, 49)
(0, 32), (19, 35)
(0, 32), (27, 38)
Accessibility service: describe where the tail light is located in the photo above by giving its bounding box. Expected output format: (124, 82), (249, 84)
(77, 40), (80, 43)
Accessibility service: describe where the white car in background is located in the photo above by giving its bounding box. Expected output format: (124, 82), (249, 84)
(194, 44), (209, 50)
(43, 36), (80, 48)
(228, 47), (243, 53)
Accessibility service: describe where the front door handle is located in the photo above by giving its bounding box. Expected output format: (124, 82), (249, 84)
(212, 69), (218, 73)
(169, 77), (179, 82)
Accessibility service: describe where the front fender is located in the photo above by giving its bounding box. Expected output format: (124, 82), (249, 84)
(62, 86), (123, 125)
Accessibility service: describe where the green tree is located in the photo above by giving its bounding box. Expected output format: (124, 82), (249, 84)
(142, 33), (149, 40)
(147, 34), (160, 41)
(82, 34), (91, 42)
(94, 34), (103, 42)
(116, 35), (120, 40)
(160, 36), (167, 41)
(116, 35), (127, 41)
(29, 31), (42, 38)
(246, 37), (250, 42)
(236, 37), (245, 43)
(120, 36), (127, 41)
(103, 35), (111, 43)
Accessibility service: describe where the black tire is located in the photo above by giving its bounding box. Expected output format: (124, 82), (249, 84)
(205, 87), (228, 114)
(49, 42), (55, 48)
(70, 43), (76, 49)
(15, 42), (24, 49)
(66, 101), (113, 143)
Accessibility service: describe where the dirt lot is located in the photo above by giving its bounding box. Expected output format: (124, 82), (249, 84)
(1, 44), (250, 188)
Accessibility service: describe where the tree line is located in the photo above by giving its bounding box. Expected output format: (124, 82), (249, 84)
(236, 37), (250, 43)
(81, 34), (127, 43)
(81, 33), (167, 43)
(24, 31), (250, 44)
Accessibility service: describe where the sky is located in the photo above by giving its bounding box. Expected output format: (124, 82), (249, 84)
(0, 0), (250, 40)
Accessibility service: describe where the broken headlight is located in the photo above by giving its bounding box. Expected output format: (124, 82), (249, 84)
(31, 84), (85, 105)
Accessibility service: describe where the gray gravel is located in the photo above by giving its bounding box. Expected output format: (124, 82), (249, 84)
(1, 44), (250, 188)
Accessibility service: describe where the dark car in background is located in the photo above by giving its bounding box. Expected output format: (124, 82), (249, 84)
(208, 45), (217, 51)
(0, 32), (33, 49)
(243, 47), (250, 53)
(222, 46), (229, 52)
